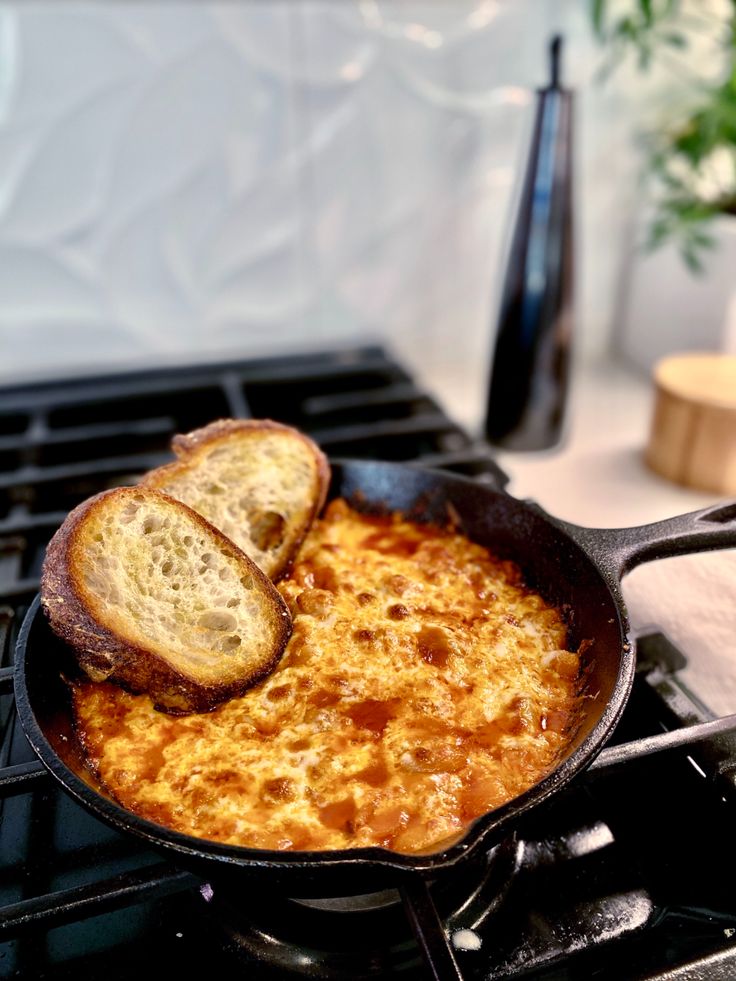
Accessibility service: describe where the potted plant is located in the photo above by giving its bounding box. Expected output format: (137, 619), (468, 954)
(592, 0), (736, 365)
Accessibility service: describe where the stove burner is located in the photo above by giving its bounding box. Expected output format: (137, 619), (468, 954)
(193, 803), (660, 981)
(198, 838), (522, 979)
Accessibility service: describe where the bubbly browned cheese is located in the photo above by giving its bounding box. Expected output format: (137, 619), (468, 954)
(71, 500), (583, 853)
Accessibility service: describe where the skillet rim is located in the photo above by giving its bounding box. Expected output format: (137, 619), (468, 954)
(14, 459), (635, 877)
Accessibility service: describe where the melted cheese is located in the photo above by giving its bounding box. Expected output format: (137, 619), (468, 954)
(72, 499), (583, 854)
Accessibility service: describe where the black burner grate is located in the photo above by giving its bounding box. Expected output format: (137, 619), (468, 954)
(0, 345), (735, 980)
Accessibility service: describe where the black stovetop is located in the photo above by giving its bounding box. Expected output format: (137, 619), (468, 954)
(1, 345), (735, 980)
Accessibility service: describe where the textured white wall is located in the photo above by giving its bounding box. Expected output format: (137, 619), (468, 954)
(0, 1), (707, 430)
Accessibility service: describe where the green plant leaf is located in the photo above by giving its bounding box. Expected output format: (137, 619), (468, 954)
(591, 0), (735, 271)
(662, 30), (687, 48)
(591, 0), (606, 37)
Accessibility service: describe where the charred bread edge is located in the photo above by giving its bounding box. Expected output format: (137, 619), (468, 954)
(142, 418), (332, 581)
(40, 487), (293, 715)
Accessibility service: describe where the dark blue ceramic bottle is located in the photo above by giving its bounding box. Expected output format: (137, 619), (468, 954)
(485, 36), (574, 451)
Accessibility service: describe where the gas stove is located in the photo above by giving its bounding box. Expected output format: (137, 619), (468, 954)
(1, 345), (735, 980)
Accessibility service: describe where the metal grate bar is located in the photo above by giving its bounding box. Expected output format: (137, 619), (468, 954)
(0, 417), (175, 453)
(0, 346), (395, 413)
(0, 376), (227, 415)
(236, 348), (403, 385)
(400, 877), (464, 981)
(0, 513), (68, 535)
(0, 863), (198, 936)
(590, 714), (736, 770)
(0, 665), (14, 693)
(309, 412), (460, 448)
(0, 453), (171, 491)
(301, 382), (429, 416)
(221, 370), (251, 418)
(0, 579), (39, 604)
(0, 760), (48, 798)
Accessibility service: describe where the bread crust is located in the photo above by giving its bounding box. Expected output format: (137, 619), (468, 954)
(41, 488), (292, 715)
(142, 418), (331, 581)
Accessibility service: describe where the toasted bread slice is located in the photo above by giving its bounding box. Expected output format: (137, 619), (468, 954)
(141, 419), (330, 581)
(41, 487), (292, 714)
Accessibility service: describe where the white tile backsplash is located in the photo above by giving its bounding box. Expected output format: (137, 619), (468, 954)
(0, 1), (725, 431)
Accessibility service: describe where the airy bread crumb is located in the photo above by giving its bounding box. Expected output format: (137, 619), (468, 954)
(41, 486), (292, 714)
(141, 419), (330, 581)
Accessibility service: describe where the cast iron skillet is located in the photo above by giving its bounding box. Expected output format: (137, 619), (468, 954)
(14, 460), (736, 896)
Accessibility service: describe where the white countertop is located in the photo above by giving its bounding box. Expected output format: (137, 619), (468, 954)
(443, 356), (736, 717)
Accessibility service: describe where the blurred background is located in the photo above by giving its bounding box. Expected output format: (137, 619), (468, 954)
(0, 0), (732, 430)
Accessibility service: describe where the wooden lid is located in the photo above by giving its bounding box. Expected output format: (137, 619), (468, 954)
(654, 352), (736, 409)
(646, 352), (736, 495)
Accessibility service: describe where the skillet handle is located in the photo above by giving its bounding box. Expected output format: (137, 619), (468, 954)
(553, 501), (736, 580)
